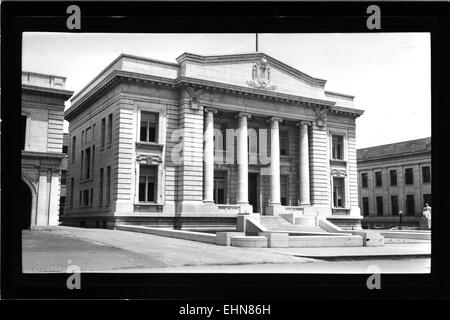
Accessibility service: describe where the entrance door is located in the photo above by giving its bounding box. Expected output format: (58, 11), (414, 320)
(248, 173), (258, 213)
(21, 180), (32, 229)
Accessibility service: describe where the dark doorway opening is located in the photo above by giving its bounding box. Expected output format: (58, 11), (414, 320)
(21, 180), (32, 229)
(248, 173), (258, 213)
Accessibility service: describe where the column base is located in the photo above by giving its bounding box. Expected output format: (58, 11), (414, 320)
(237, 203), (253, 215)
(265, 203), (285, 216)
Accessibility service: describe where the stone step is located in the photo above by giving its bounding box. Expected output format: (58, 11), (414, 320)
(259, 216), (326, 233)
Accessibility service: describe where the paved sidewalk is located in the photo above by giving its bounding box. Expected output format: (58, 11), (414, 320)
(255, 242), (430, 260)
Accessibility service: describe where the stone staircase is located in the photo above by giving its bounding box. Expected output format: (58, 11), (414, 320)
(259, 216), (326, 233)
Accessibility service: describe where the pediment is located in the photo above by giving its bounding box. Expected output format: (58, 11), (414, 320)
(177, 52), (328, 100)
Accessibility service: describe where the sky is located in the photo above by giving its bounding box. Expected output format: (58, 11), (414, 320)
(22, 33), (431, 149)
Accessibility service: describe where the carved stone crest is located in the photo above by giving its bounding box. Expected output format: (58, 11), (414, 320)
(314, 107), (328, 128)
(185, 87), (203, 110)
(247, 57), (277, 90)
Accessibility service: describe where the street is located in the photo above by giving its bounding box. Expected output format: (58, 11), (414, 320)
(22, 227), (430, 274)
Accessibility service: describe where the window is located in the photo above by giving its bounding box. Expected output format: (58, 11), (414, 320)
(62, 145), (68, 154)
(106, 166), (111, 204)
(376, 196), (383, 216)
(81, 130), (85, 146)
(83, 189), (89, 207)
(406, 195), (415, 216)
(107, 113), (113, 146)
(362, 197), (369, 216)
(361, 173), (368, 188)
(80, 151), (84, 179)
(375, 171), (382, 187)
(214, 174), (226, 204)
(405, 168), (414, 185)
(85, 127), (91, 144)
(90, 189), (93, 207)
(70, 177), (74, 209)
(79, 190), (82, 207)
(332, 135), (344, 160)
(84, 147), (91, 179)
(140, 112), (158, 143)
(99, 168), (104, 206)
(92, 146), (95, 175)
(423, 194), (432, 207)
(71, 136), (76, 162)
(101, 118), (106, 148)
(59, 196), (66, 216)
(61, 170), (67, 185)
(391, 195), (399, 216)
(280, 175), (288, 205)
(139, 165), (157, 202)
(390, 170), (397, 186)
(333, 177), (345, 208)
(280, 130), (288, 156)
(422, 166), (431, 183)
(20, 115), (27, 150)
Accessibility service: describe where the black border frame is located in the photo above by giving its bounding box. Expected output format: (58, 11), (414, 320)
(1, 1), (450, 301)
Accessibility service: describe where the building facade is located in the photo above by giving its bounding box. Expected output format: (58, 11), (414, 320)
(21, 72), (73, 228)
(357, 137), (432, 229)
(63, 52), (364, 229)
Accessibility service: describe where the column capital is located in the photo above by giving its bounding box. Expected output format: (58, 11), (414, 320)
(268, 116), (283, 123)
(296, 120), (312, 127)
(204, 107), (218, 114)
(236, 112), (252, 119)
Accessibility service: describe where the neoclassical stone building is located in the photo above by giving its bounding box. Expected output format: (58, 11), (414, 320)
(357, 137), (432, 229)
(21, 71), (73, 228)
(62, 52), (364, 229)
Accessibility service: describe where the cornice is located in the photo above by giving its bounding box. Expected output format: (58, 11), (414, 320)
(22, 85), (74, 100)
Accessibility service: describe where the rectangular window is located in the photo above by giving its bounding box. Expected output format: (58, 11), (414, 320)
(92, 146), (95, 176)
(140, 112), (158, 143)
(406, 194), (415, 216)
(214, 174), (226, 205)
(90, 189), (93, 207)
(83, 189), (89, 207)
(62, 145), (68, 154)
(280, 175), (288, 205)
(99, 168), (104, 206)
(376, 196), (383, 216)
(391, 195), (399, 216)
(139, 165), (157, 202)
(333, 177), (345, 208)
(20, 115), (27, 150)
(280, 130), (288, 156)
(107, 113), (113, 146)
(81, 130), (85, 146)
(106, 166), (111, 204)
(375, 171), (382, 187)
(390, 170), (397, 186)
(332, 135), (344, 160)
(422, 166), (431, 183)
(423, 194), (432, 207)
(101, 118), (106, 148)
(85, 127), (91, 144)
(84, 147), (91, 179)
(361, 173), (368, 188)
(71, 136), (76, 162)
(80, 150), (84, 179)
(70, 177), (74, 210)
(362, 197), (369, 216)
(59, 196), (66, 216)
(61, 170), (67, 185)
(405, 168), (414, 185)
(79, 190), (82, 207)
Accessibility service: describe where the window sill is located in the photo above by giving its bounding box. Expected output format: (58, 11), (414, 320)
(330, 159), (347, 165)
(134, 202), (163, 206)
(80, 178), (94, 184)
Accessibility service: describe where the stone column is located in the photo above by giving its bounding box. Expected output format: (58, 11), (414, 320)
(203, 108), (216, 203)
(237, 112), (251, 205)
(269, 117), (282, 205)
(298, 121), (311, 205)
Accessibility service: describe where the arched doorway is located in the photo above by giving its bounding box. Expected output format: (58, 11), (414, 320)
(21, 180), (32, 229)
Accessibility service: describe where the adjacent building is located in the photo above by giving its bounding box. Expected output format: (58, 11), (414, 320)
(21, 72), (74, 228)
(62, 52), (364, 230)
(357, 137), (431, 229)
